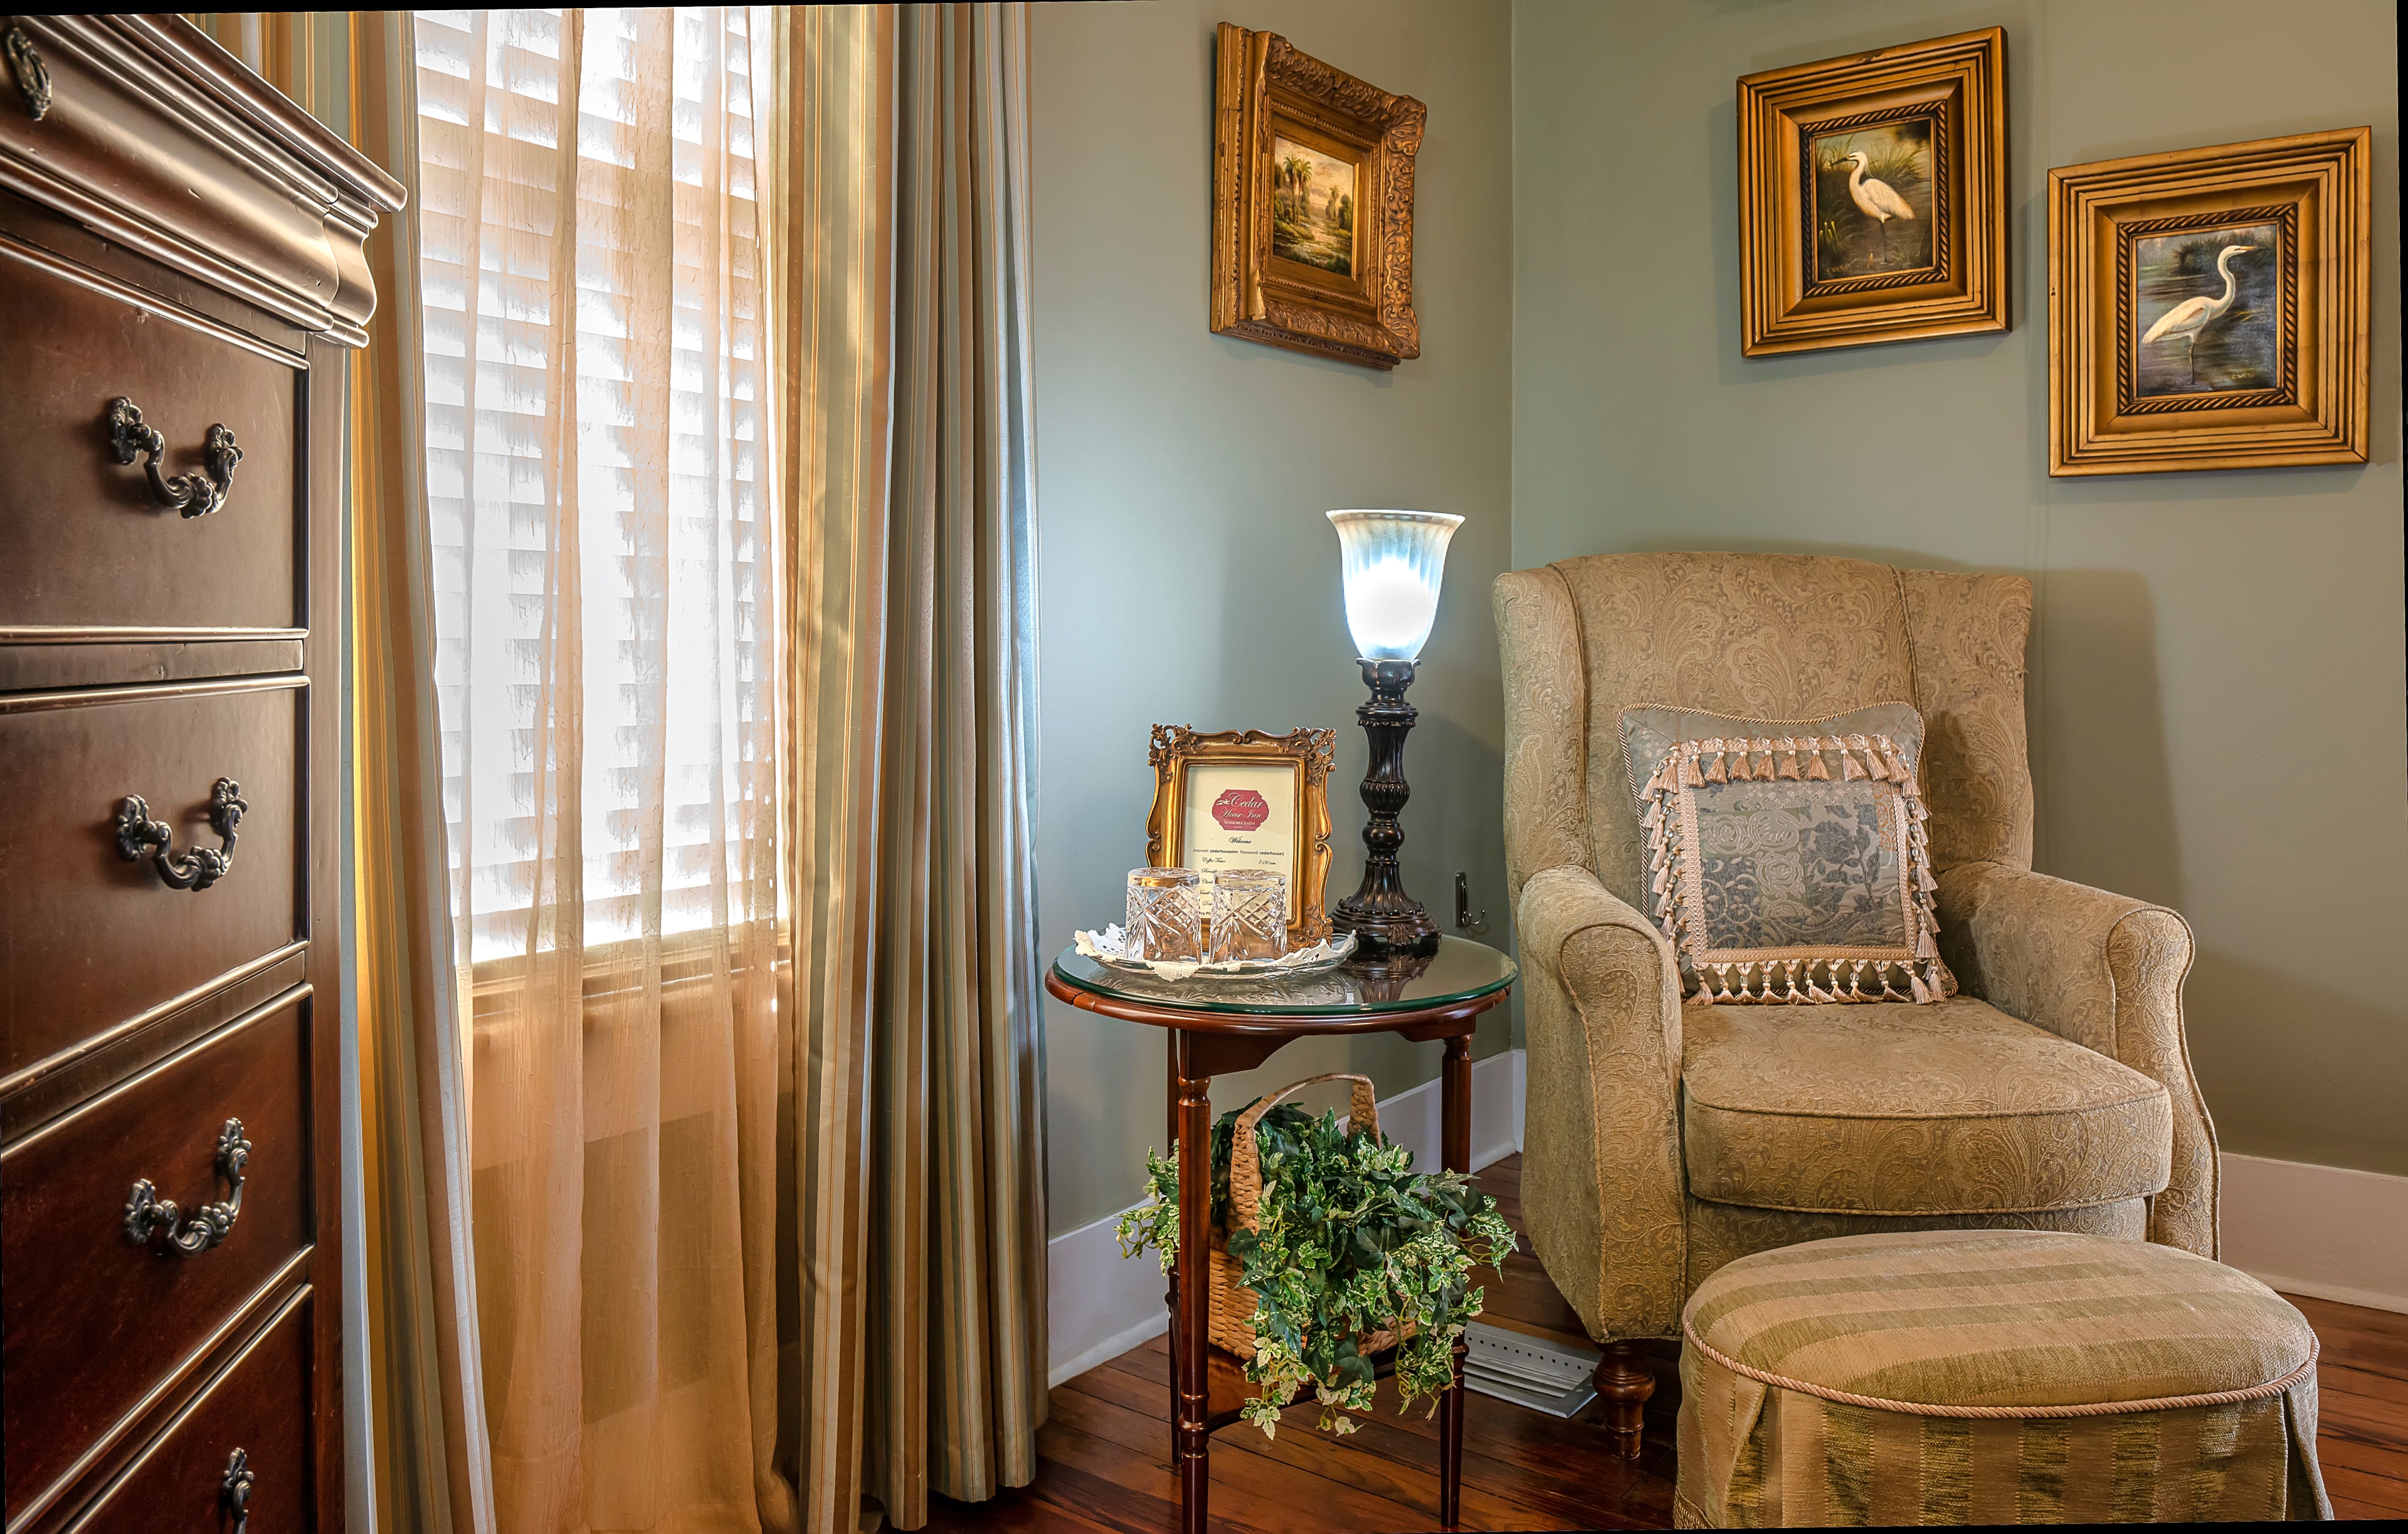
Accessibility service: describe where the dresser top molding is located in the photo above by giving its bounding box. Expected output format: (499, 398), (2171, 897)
(0, 13), (405, 349)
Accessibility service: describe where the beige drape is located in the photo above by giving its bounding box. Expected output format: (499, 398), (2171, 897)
(185, 13), (499, 1534)
(411, 11), (787, 1531)
(778, 8), (1047, 1531)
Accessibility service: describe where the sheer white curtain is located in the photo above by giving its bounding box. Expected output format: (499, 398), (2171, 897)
(413, 9), (789, 1530)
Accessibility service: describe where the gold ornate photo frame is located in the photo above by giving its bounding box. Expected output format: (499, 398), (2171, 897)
(1738, 28), (2007, 356)
(1147, 725), (1336, 945)
(2048, 127), (2371, 476)
(1211, 22), (1423, 370)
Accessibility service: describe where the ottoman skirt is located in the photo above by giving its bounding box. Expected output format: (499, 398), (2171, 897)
(1674, 1230), (2331, 1526)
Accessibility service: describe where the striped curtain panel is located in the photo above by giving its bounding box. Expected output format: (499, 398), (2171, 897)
(774, 7), (1047, 1531)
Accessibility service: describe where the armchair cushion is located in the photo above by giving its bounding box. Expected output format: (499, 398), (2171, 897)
(1681, 1000), (2173, 1216)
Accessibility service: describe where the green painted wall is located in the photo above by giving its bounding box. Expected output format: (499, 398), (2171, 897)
(1032, 0), (1516, 1237)
(1510, 1), (2405, 1175)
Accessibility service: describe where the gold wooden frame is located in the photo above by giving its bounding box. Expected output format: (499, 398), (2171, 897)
(2048, 127), (2371, 477)
(1146, 725), (1336, 945)
(1211, 22), (1422, 370)
(1738, 28), (2007, 356)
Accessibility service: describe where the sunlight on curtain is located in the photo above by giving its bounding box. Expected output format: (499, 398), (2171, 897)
(412, 9), (789, 1530)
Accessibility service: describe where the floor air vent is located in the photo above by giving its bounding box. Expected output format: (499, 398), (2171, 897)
(1462, 1320), (1600, 1418)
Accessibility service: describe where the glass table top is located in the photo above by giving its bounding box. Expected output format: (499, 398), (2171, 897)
(1050, 934), (1516, 1017)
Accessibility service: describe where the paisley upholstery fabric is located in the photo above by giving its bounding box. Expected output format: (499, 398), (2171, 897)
(1682, 1001), (2172, 1215)
(1897, 569), (2036, 872)
(1516, 865), (1690, 1343)
(1494, 566), (1592, 899)
(1550, 554), (1920, 914)
(1939, 861), (2219, 1257)
(1491, 552), (2215, 1342)
(1621, 702), (1950, 1004)
(1675, 1232), (2330, 1526)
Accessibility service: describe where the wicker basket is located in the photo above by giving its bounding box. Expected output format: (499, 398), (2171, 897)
(1205, 1072), (1417, 1359)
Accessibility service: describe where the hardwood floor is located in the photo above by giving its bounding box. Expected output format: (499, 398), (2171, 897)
(927, 1155), (2408, 1530)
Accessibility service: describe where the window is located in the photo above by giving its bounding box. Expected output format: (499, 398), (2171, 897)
(414, 9), (774, 965)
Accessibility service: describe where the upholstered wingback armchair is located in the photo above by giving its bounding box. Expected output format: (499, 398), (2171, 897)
(1492, 553), (2218, 1456)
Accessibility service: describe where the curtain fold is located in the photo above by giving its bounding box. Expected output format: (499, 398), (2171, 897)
(347, 16), (502, 1534)
(186, 14), (500, 1534)
(781, 8), (1046, 1531)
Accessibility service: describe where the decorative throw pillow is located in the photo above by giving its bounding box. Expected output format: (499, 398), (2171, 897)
(1618, 702), (1953, 1005)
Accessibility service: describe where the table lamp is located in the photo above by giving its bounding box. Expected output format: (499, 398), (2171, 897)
(1326, 509), (1462, 960)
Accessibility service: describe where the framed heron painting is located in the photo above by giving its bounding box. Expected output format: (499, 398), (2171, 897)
(2049, 128), (2371, 475)
(1738, 28), (2006, 355)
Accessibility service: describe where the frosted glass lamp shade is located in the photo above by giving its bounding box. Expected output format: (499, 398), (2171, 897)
(1326, 510), (1463, 661)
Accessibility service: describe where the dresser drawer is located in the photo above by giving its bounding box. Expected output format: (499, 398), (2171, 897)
(0, 677), (304, 1084)
(2, 990), (312, 1518)
(0, 234), (302, 635)
(68, 1288), (315, 1534)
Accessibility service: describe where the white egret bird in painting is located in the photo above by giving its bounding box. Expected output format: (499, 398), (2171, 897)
(2141, 243), (2256, 386)
(1840, 149), (1916, 263)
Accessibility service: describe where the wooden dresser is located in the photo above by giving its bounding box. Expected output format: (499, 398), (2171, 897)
(0, 16), (399, 1532)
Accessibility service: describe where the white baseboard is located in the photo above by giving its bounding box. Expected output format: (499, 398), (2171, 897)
(2219, 1151), (2408, 1315)
(1047, 1047), (1527, 1387)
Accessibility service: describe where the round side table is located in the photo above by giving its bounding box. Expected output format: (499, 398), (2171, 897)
(1045, 935), (1517, 1534)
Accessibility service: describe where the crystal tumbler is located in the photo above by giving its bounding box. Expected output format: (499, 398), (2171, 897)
(1125, 867), (1202, 962)
(1208, 867), (1288, 963)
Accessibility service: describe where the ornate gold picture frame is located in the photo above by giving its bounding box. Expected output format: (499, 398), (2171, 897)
(2048, 127), (2371, 476)
(1211, 22), (1422, 370)
(1147, 725), (1336, 944)
(1738, 28), (2007, 356)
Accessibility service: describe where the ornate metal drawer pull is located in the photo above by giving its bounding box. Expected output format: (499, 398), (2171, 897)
(115, 778), (246, 891)
(222, 1447), (255, 1533)
(3, 26), (48, 122)
(107, 397), (242, 518)
(125, 1118), (250, 1256)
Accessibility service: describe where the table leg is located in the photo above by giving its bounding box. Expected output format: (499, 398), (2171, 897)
(1439, 1033), (1471, 1529)
(1166, 1045), (1181, 1461)
(1175, 1030), (1214, 1534)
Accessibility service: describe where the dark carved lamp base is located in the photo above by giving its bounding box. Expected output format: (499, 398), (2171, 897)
(1331, 658), (1442, 962)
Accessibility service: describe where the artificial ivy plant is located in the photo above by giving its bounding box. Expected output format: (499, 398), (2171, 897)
(1115, 1099), (1518, 1438)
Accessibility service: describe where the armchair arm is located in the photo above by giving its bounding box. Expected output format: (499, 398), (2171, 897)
(1516, 864), (1687, 1341)
(1936, 861), (2219, 1257)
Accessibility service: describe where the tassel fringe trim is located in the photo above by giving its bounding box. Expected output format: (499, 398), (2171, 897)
(1637, 731), (1953, 1007)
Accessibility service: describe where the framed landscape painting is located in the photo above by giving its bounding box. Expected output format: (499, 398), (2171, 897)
(1738, 28), (2007, 355)
(2049, 127), (2371, 475)
(1212, 22), (1422, 369)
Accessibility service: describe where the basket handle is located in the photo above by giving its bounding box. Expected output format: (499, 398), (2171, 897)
(1229, 1073), (1380, 1234)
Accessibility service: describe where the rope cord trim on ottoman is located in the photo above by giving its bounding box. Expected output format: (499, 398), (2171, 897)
(1681, 1319), (2318, 1418)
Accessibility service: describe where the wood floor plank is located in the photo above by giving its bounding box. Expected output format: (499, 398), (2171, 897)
(2326, 1360), (2408, 1408)
(2289, 1295), (2408, 1380)
(2316, 1429), (2408, 1484)
(2319, 1385), (2408, 1452)
(2323, 1461), (2408, 1514)
(2333, 1493), (2399, 1520)
(921, 1483), (1121, 1534)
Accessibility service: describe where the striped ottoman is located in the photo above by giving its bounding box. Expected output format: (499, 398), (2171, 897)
(1674, 1230), (2331, 1525)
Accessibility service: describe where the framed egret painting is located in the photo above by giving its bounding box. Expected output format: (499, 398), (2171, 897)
(1212, 23), (1423, 370)
(1738, 28), (2006, 355)
(2049, 129), (2370, 475)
